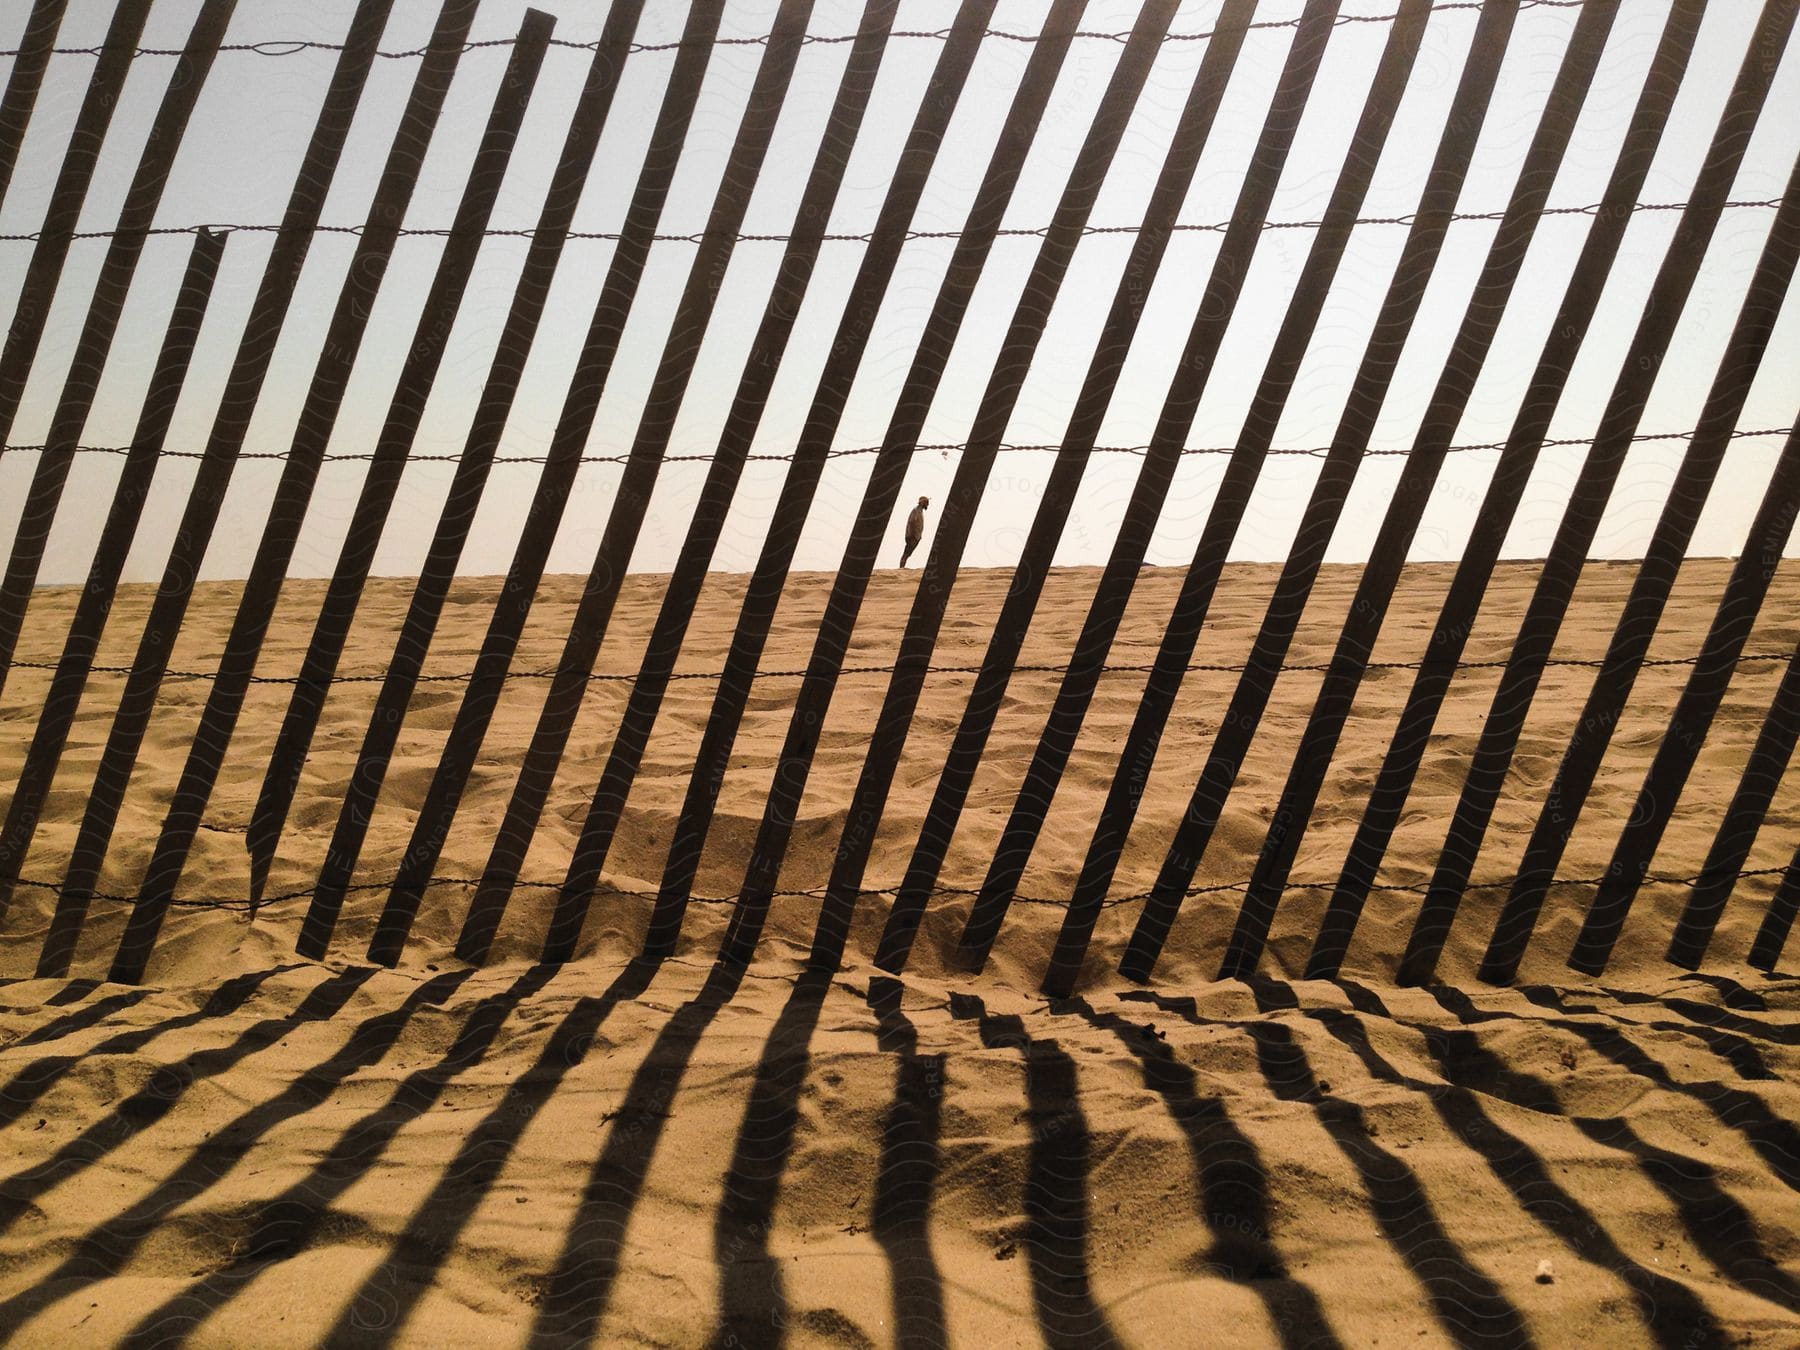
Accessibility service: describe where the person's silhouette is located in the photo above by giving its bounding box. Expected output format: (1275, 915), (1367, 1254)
(901, 495), (929, 567)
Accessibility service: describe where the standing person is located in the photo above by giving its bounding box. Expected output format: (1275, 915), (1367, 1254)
(901, 495), (929, 567)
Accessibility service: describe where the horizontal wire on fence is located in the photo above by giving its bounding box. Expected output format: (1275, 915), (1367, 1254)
(0, 196), (1778, 247)
(5, 0), (1590, 63)
(4, 650), (1789, 689)
(9, 858), (1786, 916)
(6, 423), (1788, 470)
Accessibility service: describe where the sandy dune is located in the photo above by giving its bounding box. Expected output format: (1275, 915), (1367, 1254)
(0, 561), (1795, 1345)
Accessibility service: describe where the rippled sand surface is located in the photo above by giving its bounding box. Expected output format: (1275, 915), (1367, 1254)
(0, 561), (1795, 1345)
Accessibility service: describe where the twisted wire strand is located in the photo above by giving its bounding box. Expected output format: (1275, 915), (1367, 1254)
(0, 197), (1777, 246)
(3, 1), (1591, 62)
(6, 422), (1788, 470)
(5, 650), (1789, 689)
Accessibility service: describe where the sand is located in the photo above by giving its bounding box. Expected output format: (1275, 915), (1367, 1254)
(0, 560), (1795, 1346)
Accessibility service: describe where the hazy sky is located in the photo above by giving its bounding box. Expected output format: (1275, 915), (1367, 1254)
(1, 0), (1796, 586)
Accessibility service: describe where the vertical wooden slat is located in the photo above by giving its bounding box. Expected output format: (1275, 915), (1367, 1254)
(360, 0), (822, 966)
(457, 0), (912, 964)
(0, 0), (71, 210)
(294, 0), (730, 960)
(814, 0), (1275, 975)
(860, 0), (1266, 974)
(721, 0), (1185, 969)
(1668, 638), (1800, 968)
(0, 230), (226, 913)
(1305, 0), (1711, 981)
(0, 0), (239, 698)
(245, 0), (650, 907)
(1391, 0), (1800, 986)
(538, 0), (1002, 968)
(1497, 171), (1800, 981)
(0, 0), (150, 448)
(1026, 0), (1444, 996)
(25, 0), (417, 977)
(1748, 841), (1800, 970)
(949, 0), (1355, 973)
(107, 8), (557, 985)
(641, 0), (1092, 961)
(1566, 435), (1796, 970)
(1120, 0), (1626, 985)
(0, 0), (236, 699)
(1211, 0), (1634, 982)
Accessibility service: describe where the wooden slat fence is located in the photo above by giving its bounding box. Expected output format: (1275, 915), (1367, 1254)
(0, 0), (1794, 989)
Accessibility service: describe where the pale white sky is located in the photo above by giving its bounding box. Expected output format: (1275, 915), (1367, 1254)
(2, 0), (1796, 586)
